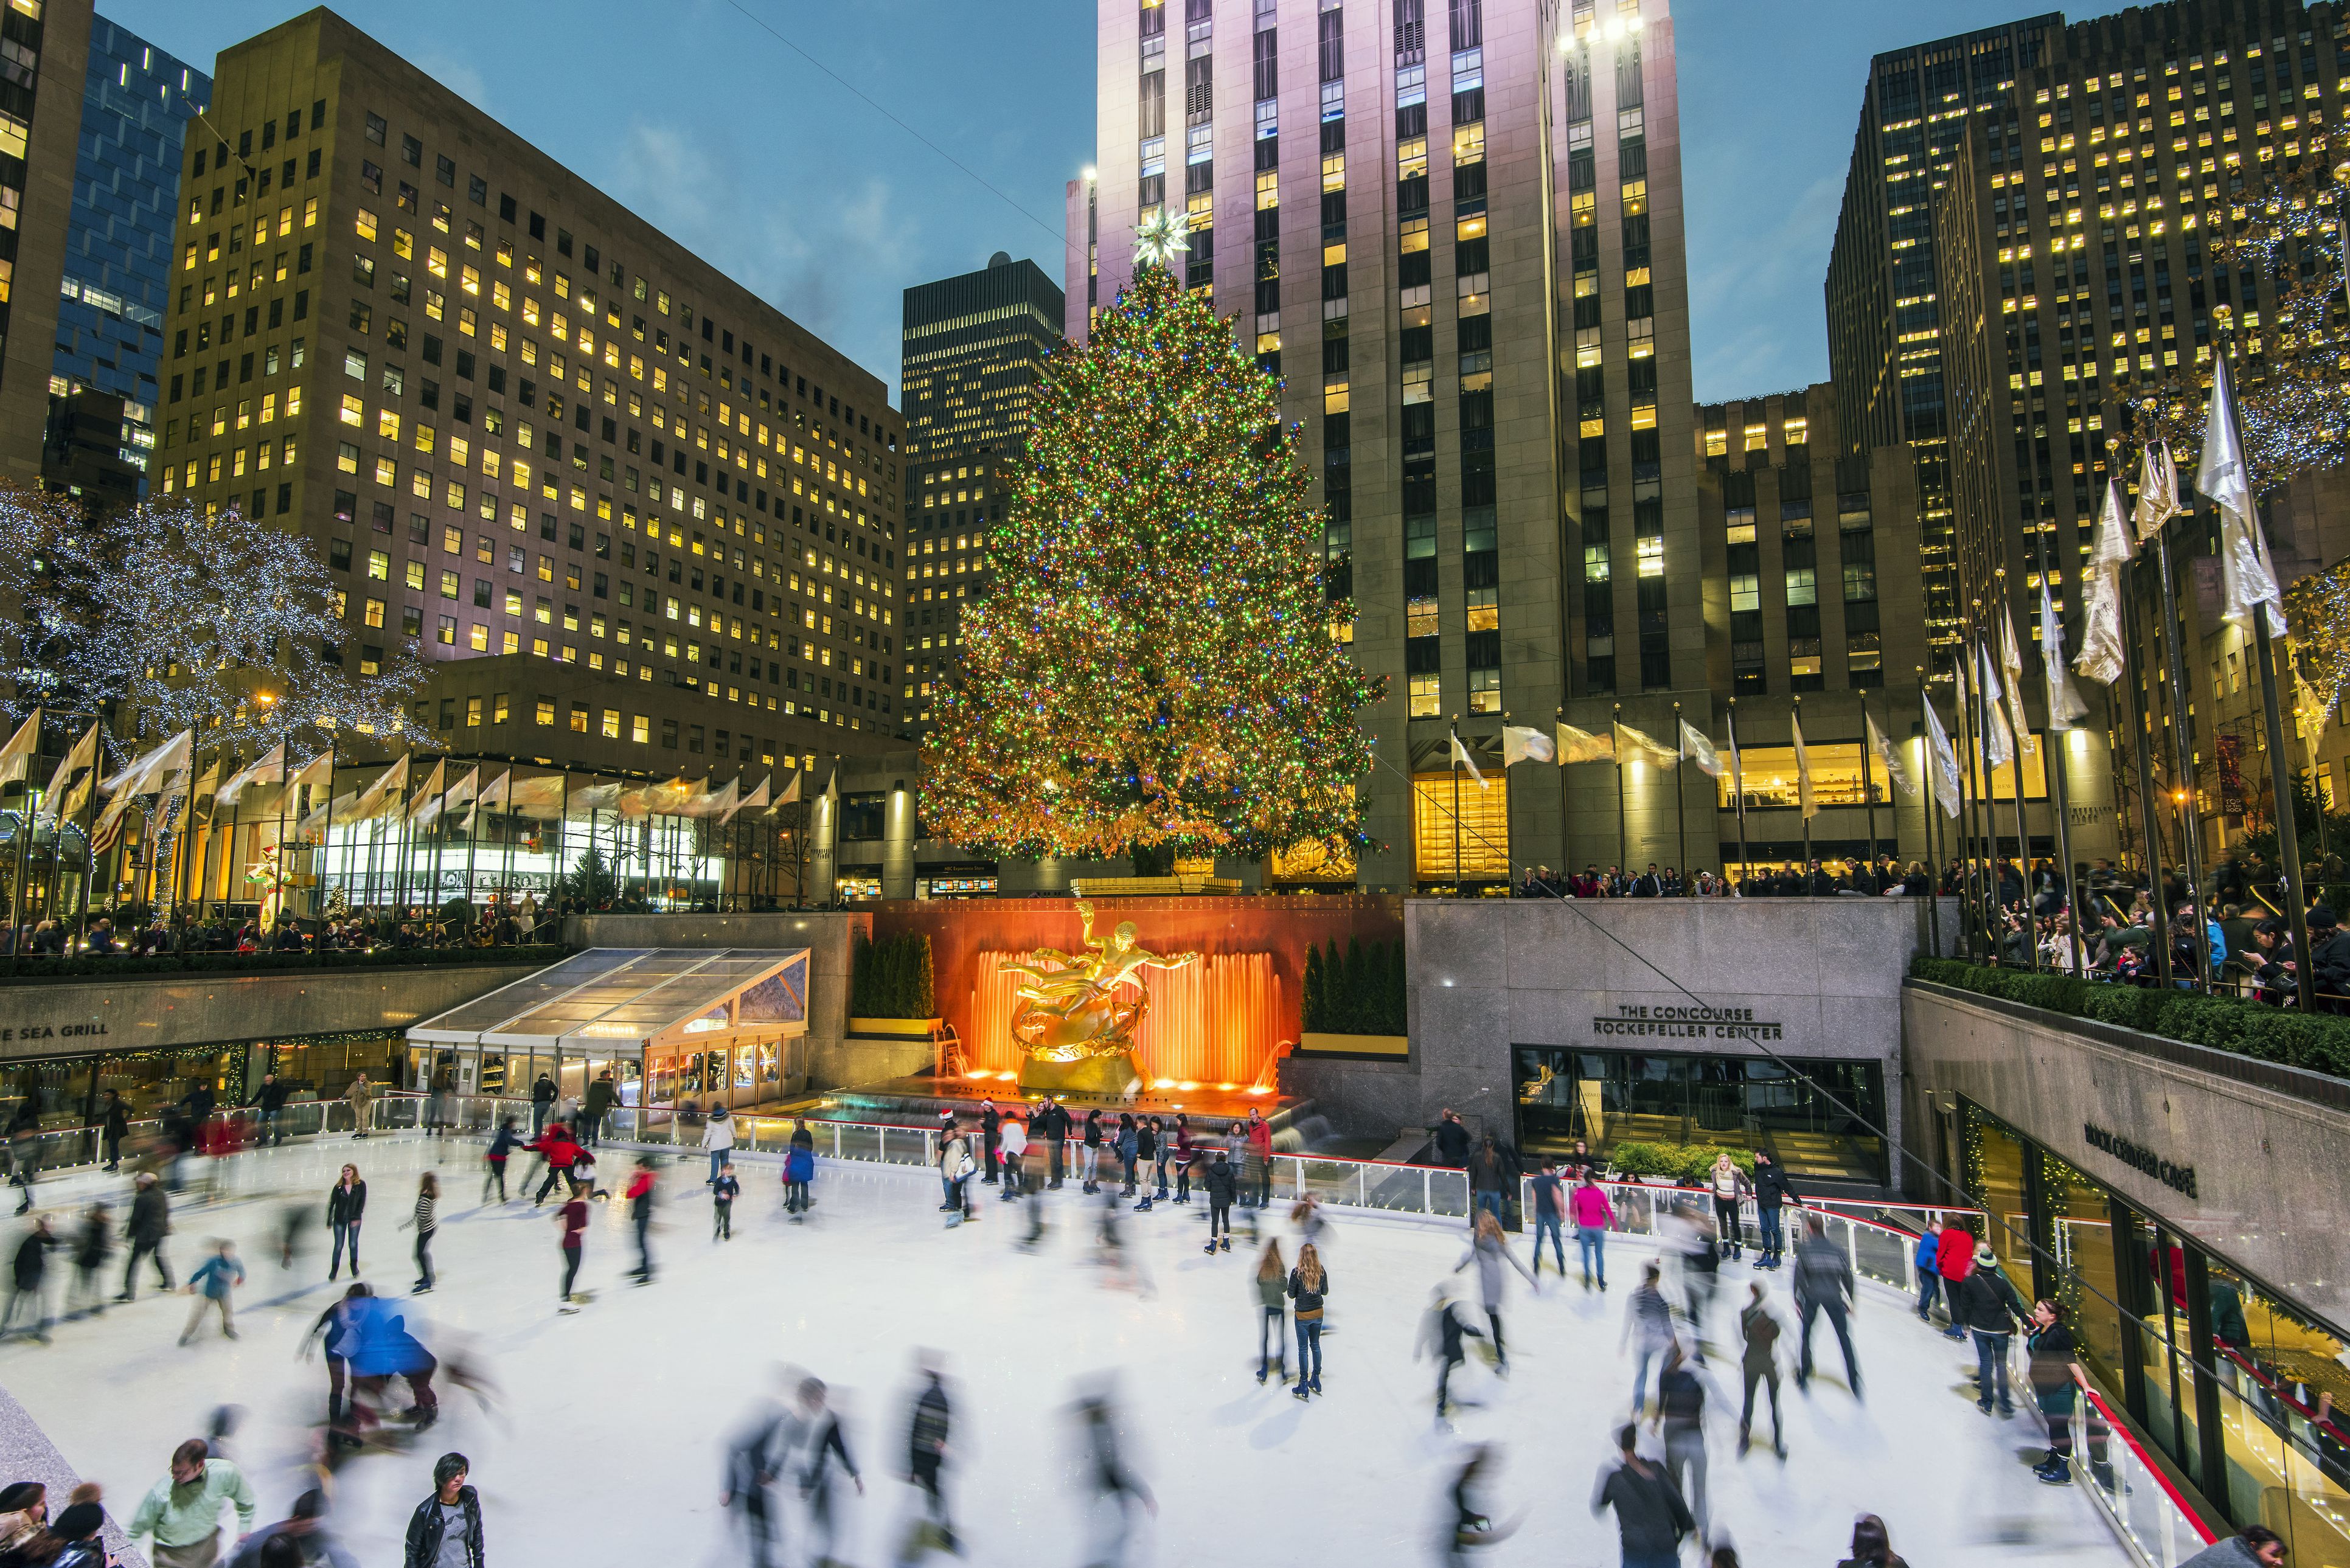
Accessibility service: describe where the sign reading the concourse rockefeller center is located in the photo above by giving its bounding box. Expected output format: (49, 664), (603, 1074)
(1591, 1004), (1784, 1041)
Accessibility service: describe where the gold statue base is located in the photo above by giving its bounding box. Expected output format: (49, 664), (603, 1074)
(1018, 1052), (1142, 1101)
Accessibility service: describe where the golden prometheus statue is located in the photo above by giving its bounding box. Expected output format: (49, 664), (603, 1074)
(1004, 900), (1200, 1095)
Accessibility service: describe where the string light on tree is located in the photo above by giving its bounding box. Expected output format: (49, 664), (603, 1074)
(918, 262), (1383, 862)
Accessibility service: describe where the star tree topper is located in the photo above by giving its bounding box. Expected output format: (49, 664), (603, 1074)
(1133, 209), (1191, 269)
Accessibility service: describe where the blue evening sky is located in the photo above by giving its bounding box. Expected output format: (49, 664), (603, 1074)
(102, 0), (2056, 406)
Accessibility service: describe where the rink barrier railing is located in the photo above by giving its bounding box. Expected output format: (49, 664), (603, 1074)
(41, 1091), (2213, 1568)
(2069, 1367), (2220, 1567)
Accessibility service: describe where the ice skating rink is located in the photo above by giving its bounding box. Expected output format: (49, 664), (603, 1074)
(3, 1133), (2131, 1566)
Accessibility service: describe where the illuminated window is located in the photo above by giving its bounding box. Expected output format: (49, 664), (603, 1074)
(1412, 771), (1509, 881)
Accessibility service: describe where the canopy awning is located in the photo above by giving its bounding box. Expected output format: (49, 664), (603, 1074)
(408, 946), (809, 1055)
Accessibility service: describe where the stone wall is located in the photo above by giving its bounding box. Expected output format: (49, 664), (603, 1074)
(1286, 896), (1956, 1172)
(1902, 980), (2350, 1330)
(564, 912), (876, 1088)
(0, 961), (542, 1061)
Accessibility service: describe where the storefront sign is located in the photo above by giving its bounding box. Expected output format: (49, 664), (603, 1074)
(2083, 1120), (2198, 1199)
(0, 1022), (108, 1043)
(1591, 1004), (1784, 1041)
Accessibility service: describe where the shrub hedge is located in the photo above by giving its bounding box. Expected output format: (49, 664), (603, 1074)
(1606, 1140), (1756, 1184)
(1908, 956), (2350, 1080)
(0, 944), (569, 985)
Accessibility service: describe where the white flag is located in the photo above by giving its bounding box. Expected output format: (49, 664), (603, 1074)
(405, 758), (447, 825)
(2074, 480), (2135, 688)
(691, 779), (739, 822)
(1867, 710), (1915, 797)
(569, 781), (623, 815)
(2134, 439), (2185, 544)
(1998, 605), (2032, 751)
(288, 747), (335, 808)
(1979, 643), (2016, 768)
(347, 754), (409, 822)
(1791, 711), (1818, 820)
(1501, 724), (1556, 766)
(102, 729), (192, 800)
(1448, 729), (1486, 788)
(443, 765), (481, 816)
(40, 723), (97, 820)
(216, 741), (287, 808)
(1613, 721), (1677, 769)
(2198, 352), (2286, 636)
(1678, 720), (1722, 779)
(723, 776), (770, 826)
(1924, 696), (1962, 819)
(0, 709), (38, 788)
(465, 769), (511, 831)
(1555, 722), (1615, 764)
(775, 769), (802, 808)
(2040, 581), (2090, 728)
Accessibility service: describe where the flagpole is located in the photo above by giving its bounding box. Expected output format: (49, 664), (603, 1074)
(2115, 579), (2173, 989)
(2253, 614), (2317, 1008)
(462, 776), (481, 930)
(1611, 702), (1627, 879)
(1727, 700), (1749, 887)
(1956, 640), (1989, 960)
(268, 730), (290, 932)
(1450, 718), (1463, 900)
(427, 777), (445, 942)
(72, 737), (101, 951)
(1859, 692), (1879, 877)
(1991, 583), (2040, 973)
(7, 712), (37, 946)
(1793, 696), (1812, 878)
(1671, 701), (1687, 881)
(2149, 518), (2213, 990)
(1916, 672), (1942, 956)
(2029, 551), (2088, 980)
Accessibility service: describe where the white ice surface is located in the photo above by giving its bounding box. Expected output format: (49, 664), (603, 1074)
(0, 1134), (2131, 1567)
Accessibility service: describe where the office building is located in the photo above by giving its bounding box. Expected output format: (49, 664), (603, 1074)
(45, 13), (207, 499)
(1071, 0), (1701, 893)
(1824, 15), (2059, 672)
(0, 0), (96, 488)
(899, 250), (1065, 735)
(1914, 0), (2328, 868)
(153, 9), (908, 791)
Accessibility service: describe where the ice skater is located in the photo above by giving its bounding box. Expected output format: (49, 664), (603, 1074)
(179, 1240), (245, 1346)
(301, 1283), (371, 1427)
(1287, 1241), (1330, 1399)
(64, 1202), (109, 1320)
(723, 1387), (787, 1568)
(998, 1113), (1027, 1201)
(792, 1378), (862, 1568)
(483, 1117), (521, 1204)
(786, 1119), (816, 1218)
(714, 1160), (740, 1241)
(1441, 1445), (1523, 1566)
(899, 1354), (958, 1562)
(1655, 1344), (1715, 1541)
(1201, 1148), (1236, 1254)
(1254, 1240), (1289, 1385)
(118, 1172), (172, 1302)
(625, 1157), (657, 1284)
(1736, 1282), (1787, 1459)
(1792, 1214), (1861, 1399)
(1527, 1158), (1568, 1278)
(555, 1182), (589, 1313)
(1417, 1284), (1489, 1424)
(3, 1216), (54, 1342)
(1072, 1391), (1155, 1568)
(1453, 1210), (1535, 1373)
(326, 1165), (366, 1282)
(399, 1172), (438, 1295)
(1622, 1262), (1677, 1417)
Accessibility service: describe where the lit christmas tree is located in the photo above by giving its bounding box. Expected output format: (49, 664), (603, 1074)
(919, 260), (1382, 862)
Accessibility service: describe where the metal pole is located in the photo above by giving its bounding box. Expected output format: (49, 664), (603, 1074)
(1795, 696), (1812, 879)
(1556, 705), (1571, 884)
(2117, 580), (2173, 990)
(1613, 701), (1625, 878)
(1728, 701), (1750, 889)
(1450, 718), (1463, 899)
(2253, 616), (2317, 1010)
(1958, 642), (1990, 960)
(2027, 539), (2088, 979)
(269, 731), (291, 932)
(1919, 670), (1943, 957)
(462, 782), (480, 932)
(1860, 689), (1879, 878)
(1672, 699), (1686, 881)
(2150, 524), (2212, 989)
(8, 712), (37, 945)
(1995, 579), (2040, 974)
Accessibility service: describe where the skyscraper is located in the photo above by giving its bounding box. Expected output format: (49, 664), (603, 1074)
(0, 0), (98, 488)
(899, 251), (1065, 735)
(1824, 15), (2059, 673)
(1071, 0), (1698, 893)
(153, 10), (908, 783)
(47, 14), (209, 500)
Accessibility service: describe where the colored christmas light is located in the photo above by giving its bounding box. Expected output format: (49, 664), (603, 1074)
(919, 265), (1383, 862)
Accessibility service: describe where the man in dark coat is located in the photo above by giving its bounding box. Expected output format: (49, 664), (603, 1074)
(1431, 1109), (1472, 1168)
(1034, 1097), (1071, 1188)
(2310, 906), (2350, 1013)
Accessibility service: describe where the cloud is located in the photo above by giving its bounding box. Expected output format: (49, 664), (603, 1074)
(602, 120), (914, 393)
(411, 51), (490, 114)
(1688, 168), (1845, 401)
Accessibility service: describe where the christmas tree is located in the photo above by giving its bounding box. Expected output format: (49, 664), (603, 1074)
(920, 261), (1382, 862)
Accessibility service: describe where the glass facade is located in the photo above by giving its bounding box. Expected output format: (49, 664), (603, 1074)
(54, 18), (209, 487)
(1962, 1101), (2350, 1562)
(1514, 1046), (1888, 1184)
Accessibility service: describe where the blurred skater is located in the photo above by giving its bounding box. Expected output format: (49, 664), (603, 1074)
(1417, 1285), (1488, 1424)
(723, 1385), (786, 1568)
(1736, 1282), (1787, 1460)
(178, 1240), (244, 1346)
(793, 1378), (863, 1568)
(1442, 1445), (1521, 1565)
(899, 1354), (958, 1561)
(1454, 1210), (1535, 1373)
(483, 1118), (521, 1204)
(64, 1201), (110, 1319)
(1792, 1215), (1862, 1399)
(625, 1157), (656, 1285)
(2, 1215), (54, 1342)
(118, 1171), (172, 1302)
(1622, 1263), (1677, 1417)
(1072, 1392), (1154, 1568)
(302, 1283), (372, 1426)
(997, 1113), (1027, 1201)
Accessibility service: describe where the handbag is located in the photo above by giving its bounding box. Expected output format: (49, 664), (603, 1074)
(952, 1153), (975, 1181)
